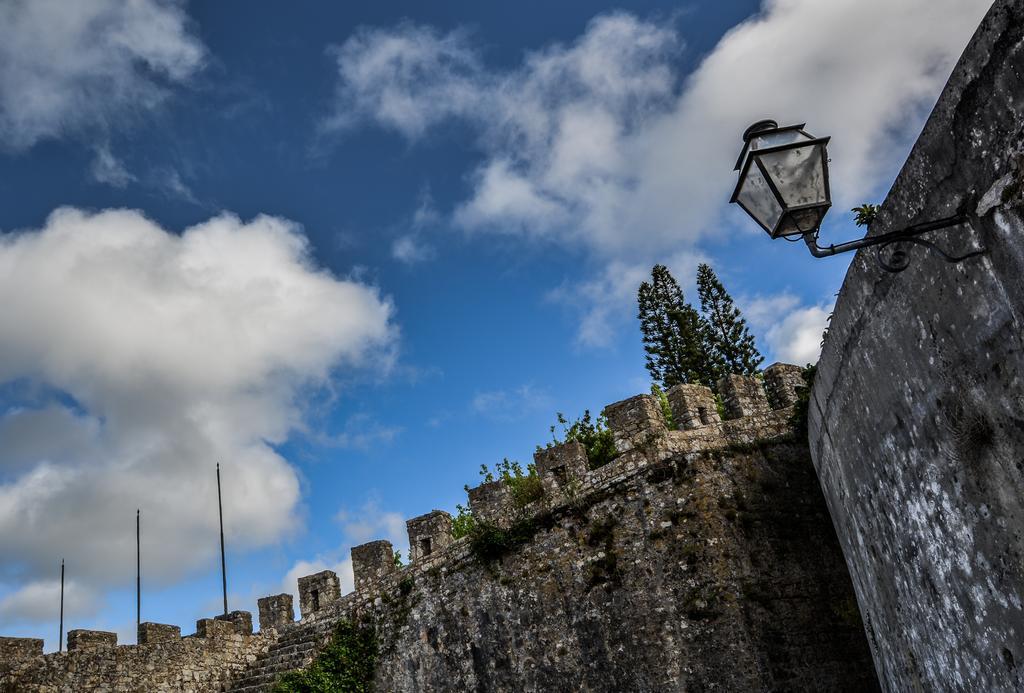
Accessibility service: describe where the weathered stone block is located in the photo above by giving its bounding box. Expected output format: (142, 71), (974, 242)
(0, 636), (42, 673)
(534, 440), (589, 500)
(407, 510), (453, 563)
(137, 622), (181, 645)
(215, 610), (253, 636)
(467, 479), (514, 529)
(298, 570), (341, 618)
(717, 374), (770, 419)
(351, 540), (397, 591)
(603, 394), (666, 453)
(763, 363), (805, 410)
(666, 383), (721, 430)
(66, 629), (116, 652)
(195, 618), (236, 639)
(534, 440), (588, 481)
(257, 593), (294, 631)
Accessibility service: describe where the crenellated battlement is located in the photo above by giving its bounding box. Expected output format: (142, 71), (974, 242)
(0, 365), (809, 692)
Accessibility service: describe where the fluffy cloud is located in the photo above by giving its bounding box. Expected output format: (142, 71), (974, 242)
(0, 208), (396, 620)
(764, 304), (832, 365)
(326, 0), (990, 340)
(0, 0), (205, 149)
(0, 578), (99, 624)
(327, 13), (677, 255)
(742, 293), (832, 365)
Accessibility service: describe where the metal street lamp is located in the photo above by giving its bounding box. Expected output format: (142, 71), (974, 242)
(729, 119), (984, 272)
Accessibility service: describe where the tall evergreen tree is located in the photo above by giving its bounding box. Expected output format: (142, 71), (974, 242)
(637, 265), (719, 389)
(670, 302), (724, 388)
(696, 263), (763, 375)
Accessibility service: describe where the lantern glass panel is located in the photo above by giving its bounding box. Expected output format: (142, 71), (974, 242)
(755, 142), (827, 209)
(736, 160), (782, 232)
(749, 129), (811, 152)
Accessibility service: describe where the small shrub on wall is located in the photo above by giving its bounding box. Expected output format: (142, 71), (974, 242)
(272, 620), (377, 692)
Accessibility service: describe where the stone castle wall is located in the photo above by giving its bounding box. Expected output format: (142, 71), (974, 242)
(3, 367), (877, 691)
(809, 1), (1024, 690)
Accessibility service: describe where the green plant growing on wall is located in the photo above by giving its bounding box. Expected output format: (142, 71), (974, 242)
(272, 620), (378, 692)
(478, 458), (544, 508)
(788, 364), (817, 440)
(852, 203), (880, 227)
(543, 410), (617, 470)
(650, 384), (676, 429)
(467, 514), (555, 564)
(451, 503), (476, 539)
(393, 550), (403, 568)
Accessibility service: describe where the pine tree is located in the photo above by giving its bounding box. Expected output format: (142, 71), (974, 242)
(637, 265), (719, 389)
(696, 263), (763, 375)
(670, 302), (725, 388)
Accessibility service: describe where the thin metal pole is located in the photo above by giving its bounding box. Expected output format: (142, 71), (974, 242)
(136, 509), (140, 631)
(59, 559), (64, 653)
(217, 463), (228, 616)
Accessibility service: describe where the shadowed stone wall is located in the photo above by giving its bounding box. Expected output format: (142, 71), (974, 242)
(810, 1), (1024, 690)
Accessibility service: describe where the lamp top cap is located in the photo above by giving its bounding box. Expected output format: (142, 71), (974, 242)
(742, 119), (779, 141)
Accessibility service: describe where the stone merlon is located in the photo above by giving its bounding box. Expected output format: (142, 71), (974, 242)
(763, 363), (805, 410)
(602, 394), (667, 453)
(351, 540), (397, 592)
(467, 479), (514, 528)
(0, 637), (42, 675)
(66, 629), (117, 652)
(717, 374), (770, 420)
(298, 570), (341, 619)
(258, 593), (294, 632)
(666, 383), (721, 430)
(138, 622), (181, 646)
(215, 610), (253, 636)
(407, 510), (453, 563)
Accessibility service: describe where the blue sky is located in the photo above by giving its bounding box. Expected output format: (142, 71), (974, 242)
(0, 0), (992, 648)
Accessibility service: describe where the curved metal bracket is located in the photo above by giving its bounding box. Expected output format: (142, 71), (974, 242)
(801, 213), (986, 273)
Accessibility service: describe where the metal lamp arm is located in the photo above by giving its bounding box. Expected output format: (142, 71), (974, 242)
(800, 213), (984, 272)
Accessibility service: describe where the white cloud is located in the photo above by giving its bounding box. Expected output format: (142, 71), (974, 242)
(0, 0), (205, 150)
(391, 235), (435, 265)
(765, 304), (832, 366)
(334, 500), (406, 547)
(742, 292), (832, 365)
(154, 167), (198, 204)
(0, 578), (99, 624)
(312, 413), (402, 450)
(0, 207), (396, 621)
(392, 189), (440, 265)
(326, 0), (990, 342)
(323, 23), (484, 139)
(89, 145), (135, 188)
(471, 384), (551, 421)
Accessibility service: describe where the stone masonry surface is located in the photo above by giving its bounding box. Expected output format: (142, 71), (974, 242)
(257, 595), (294, 633)
(406, 510), (453, 563)
(297, 570), (340, 619)
(810, 1), (1024, 691)
(2, 366), (877, 691)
